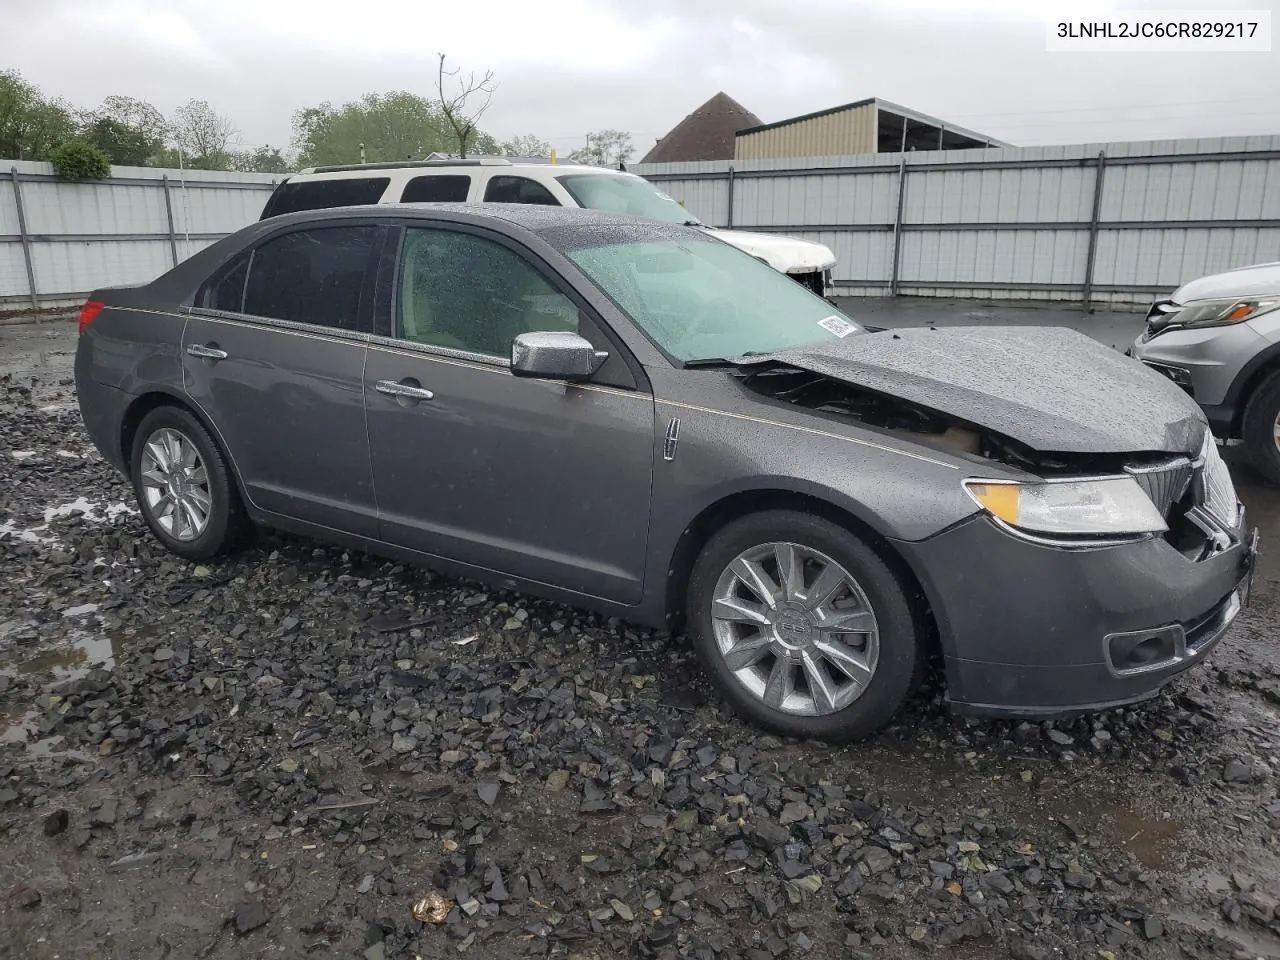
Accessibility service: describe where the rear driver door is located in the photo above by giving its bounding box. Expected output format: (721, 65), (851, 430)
(183, 223), (383, 535)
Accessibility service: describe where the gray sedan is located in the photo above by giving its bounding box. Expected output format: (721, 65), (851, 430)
(75, 204), (1257, 741)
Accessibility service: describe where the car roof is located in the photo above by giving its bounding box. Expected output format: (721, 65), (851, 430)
(251, 202), (703, 252)
(291, 159), (619, 179)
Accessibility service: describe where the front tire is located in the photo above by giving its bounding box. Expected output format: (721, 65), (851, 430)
(1242, 370), (1280, 484)
(129, 406), (247, 561)
(686, 510), (922, 742)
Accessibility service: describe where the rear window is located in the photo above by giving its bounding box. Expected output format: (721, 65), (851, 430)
(400, 175), (471, 203)
(259, 178), (390, 219)
(483, 176), (559, 205)
(242, 226), (380, 331)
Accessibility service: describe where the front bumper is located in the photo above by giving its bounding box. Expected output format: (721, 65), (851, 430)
(1127, 314), (1268, 419)
(895, 514), (1256, 717)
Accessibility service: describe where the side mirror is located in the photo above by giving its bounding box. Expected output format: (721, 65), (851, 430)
(511, 332), (607, 380)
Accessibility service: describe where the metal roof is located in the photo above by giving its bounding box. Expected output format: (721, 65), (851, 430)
(735, 97), (1012, 148)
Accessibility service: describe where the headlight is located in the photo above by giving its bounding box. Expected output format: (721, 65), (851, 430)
(1153, 296), (1280, 332)
(963, 477), (1167, 537)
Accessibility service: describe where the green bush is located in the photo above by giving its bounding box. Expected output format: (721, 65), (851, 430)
(49, 140), (112, 180)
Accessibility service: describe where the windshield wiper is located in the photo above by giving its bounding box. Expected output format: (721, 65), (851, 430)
(683, 351), (771, 369)
(683, 219), (708, 228)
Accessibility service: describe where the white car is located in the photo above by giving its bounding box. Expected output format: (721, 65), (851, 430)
(259, 158), (838, 295)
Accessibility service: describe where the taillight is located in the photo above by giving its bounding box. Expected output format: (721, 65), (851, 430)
(79, 300), (105, 334)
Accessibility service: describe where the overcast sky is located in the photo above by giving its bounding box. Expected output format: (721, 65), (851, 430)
(4, 0), (1279, 154)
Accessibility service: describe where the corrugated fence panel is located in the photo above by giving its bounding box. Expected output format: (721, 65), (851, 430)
(32, 240), (172, 297)
(5, 140), (1280, 309)
(172, 182), (275, 236)
(1, 161), (278, 305)
(1, 246), (29, 299)
(633, 135), (1280, 305)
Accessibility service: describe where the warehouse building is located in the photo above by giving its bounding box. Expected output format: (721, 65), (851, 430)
(734, 97), (1011, 160)
(640, 93), (1011, 164)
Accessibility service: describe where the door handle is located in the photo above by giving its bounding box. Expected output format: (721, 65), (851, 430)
(374, 379), (434, 401)
(186, 343), (228, 361)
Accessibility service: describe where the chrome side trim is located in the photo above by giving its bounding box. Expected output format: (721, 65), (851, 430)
(187, 310), (371, 349)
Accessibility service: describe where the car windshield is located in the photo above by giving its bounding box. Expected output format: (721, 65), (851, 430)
(566, 236), (863, 364)
(557, 173), (700, 226)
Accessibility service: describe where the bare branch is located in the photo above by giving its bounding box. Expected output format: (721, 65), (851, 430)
(434, 53), (498, 158)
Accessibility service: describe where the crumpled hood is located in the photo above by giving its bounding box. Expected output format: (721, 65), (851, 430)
(768, 326), (1207, 455)
(712, 229), (837, 274)
(1172, 261), (1280, 304)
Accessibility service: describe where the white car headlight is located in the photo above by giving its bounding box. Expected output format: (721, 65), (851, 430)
(963, 477), (1167, 537)
(1154, 296), (1280, 331)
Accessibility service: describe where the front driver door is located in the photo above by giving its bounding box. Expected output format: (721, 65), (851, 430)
(364, 224), (654, 603)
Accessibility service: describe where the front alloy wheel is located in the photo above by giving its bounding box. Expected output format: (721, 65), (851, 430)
(711, 542), (879, 716)
(687, 510), (922, 742)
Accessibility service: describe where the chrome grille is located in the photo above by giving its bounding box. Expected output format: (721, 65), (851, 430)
(1125, 457), (1193, 517)
(1199, 432), (1239, 531)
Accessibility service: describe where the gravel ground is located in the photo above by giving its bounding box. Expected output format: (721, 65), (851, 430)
(4, 323), (1280, 960)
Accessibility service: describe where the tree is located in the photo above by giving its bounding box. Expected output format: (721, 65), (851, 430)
(230, 145), (290, 174)
(434, 53), (496, 159)
(96, 95), (170, 162)
(500, 134), (551, 158)
(81, 116), (152, 166)
(292, 92), (454, 167)
(569, 129), (634, 168)
(0, 70), (76, 161)
(170, 99), (238, 170)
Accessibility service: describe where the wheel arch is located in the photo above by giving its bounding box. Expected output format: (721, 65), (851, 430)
(1224, 342), (1280, 436)
(661, 488), (940, 659)
(119, 390), (254, 510)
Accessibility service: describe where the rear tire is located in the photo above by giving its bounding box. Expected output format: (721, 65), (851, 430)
(1242, 370), (1280, 484)
(129, 406), (248, 561)
(686, 510), (922, 742)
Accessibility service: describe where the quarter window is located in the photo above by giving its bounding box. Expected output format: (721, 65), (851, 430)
(397, 228), (579, 357)
(199, 255), (249, 313)
(242, 226), (379, 330)
(483, 176), (559, 205)
(400, 175), (471, 203)
(260, 178), (390, 218)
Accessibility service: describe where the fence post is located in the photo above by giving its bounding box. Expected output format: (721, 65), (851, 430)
(9, 167), (39, 310)
(726, 165), (735, 229)
(161, 175), (179, 266)
(1082, 150), (1107, 311)
(889, 155), (908, 296)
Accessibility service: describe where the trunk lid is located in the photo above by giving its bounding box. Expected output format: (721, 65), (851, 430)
(768, 325), (1206, 455)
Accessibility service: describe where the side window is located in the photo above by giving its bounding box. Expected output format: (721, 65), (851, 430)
(400, 175), (471, 203)
(483, 176), (560, 206)
(260, 178), (390, 218)
(198, 255), (249, 313)
(242, 226), (380, 330)
(397, 228), (578, 357)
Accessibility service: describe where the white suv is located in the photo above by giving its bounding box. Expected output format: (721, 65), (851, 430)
(259, 158), (837, 295)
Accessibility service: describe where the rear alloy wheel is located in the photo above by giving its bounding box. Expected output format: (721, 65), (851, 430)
(687, 510), (922, 742)
(1242, 370), (1280, 484)
(130, 406), (247, 560)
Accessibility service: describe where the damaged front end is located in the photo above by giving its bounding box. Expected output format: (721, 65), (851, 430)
(736, 364), (1243, 561)
(736, 365), (1136, 475)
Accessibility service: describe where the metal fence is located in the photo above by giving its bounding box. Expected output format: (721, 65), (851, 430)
(5, 137), (1280, 312)
(1, 160), (278, 310)
(632, 135), (1280, 308)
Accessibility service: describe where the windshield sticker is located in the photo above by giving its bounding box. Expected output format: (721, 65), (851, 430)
(818, 315), (857, 338)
